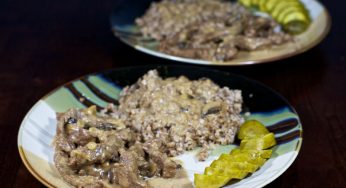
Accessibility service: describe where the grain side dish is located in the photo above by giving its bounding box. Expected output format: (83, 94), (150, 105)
(54, 70), (244, 187)
(136, 0), (292, 61)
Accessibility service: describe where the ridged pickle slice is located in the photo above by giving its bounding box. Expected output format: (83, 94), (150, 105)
(265, 0), (281, 13)
(239, 0), (252, 7)
(277, 6), (307, 23)
(194, 118), (277, 188)
(204, 167), (248, 179)
(283, 11), (310, 24)
(230, 149), (273, 159)
(219, 153), (267, 166)
(240, 133), (276, 150)
(194, 174), (231, 188)
(271, 1), (305, 18)
(258, 0), (269, 11)
(283, 12), (310, 34)
(238, 120), (269, 140)
(251, 0), (261, 7)
(211, 160), (259, 173)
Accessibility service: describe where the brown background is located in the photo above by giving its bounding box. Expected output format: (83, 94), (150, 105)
(0, 0), (345, 187)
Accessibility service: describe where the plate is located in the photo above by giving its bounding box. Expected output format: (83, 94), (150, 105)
(110, 0), (330, 66)
(18, 65), (302, 187)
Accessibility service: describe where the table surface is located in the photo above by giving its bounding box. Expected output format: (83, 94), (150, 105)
(1, 0), (345, 187)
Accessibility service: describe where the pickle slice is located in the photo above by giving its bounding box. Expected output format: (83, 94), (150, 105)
(251, 0), (260, 7)
(265, 0), (281, 13)
(240, 133), (276, 150)
(204, 167), (248, 179)
(283, 11), (310, 24)
(194, 174), (231, 188)
(283, 12), (310, 34)
(239, 0), (252, 7)
(238, 120), (269, 140)
(211, 160), (259, 173)
(277, 6), (307, 23)
(230, 149), (273, 159)
(284, 20), (310, 34)
(219, 153), (267, 166)
(271, 1), (304, 19)
(258, 0), (268, 11)
(194, 116), (278, 187)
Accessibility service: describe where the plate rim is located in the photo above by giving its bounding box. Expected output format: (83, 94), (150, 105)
(110, 0), (331, 66)
(17, 65), (303, 187)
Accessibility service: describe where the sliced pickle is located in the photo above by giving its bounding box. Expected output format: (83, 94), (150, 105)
(204, 167), (248, 179)
(219, 153), (266, 166)
(251, 0), (260, 7)
(230, 149), (273, 159)
(239, 0), (252, 7)
(283, 12), (310, 34)
(277, 6), (307, 23)
(194, 174), (231, 188)
(266, 0), (283, 13)
(284, 21), (309, 34)
(240, 133), (276, 150)
(271, 1), (305, 19)
(283, 11), (310, 24)
(258, 0), (268, 11)
(194, 119), (277, 187)
(238, 120), (269, 140)
(211, 160), (259, 173)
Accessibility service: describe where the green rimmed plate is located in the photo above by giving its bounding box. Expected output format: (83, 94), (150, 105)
(18, 65), (302, 187)
(110, 0), (330, 66)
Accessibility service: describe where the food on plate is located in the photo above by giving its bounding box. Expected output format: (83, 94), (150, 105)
(237, 119), (269, 139)
(240, 132), (276, 150)
(194, 120), (277, 188)
(54, 70), (244, 187)
(239, 0), (311, 34)
(135, 0), (292, 61)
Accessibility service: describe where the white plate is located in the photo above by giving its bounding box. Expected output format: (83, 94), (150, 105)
(18, 66), (303, 187)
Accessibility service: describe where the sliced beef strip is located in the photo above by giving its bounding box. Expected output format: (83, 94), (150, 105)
(55, 109), (81, 152)
(143, 140), (179, 178)
(54, 150), (105, 188)
(67, 128), (94, 146)
(129, 143), (151, 177)
(234, 36), (273, 50)
(115, 150), (148, 188)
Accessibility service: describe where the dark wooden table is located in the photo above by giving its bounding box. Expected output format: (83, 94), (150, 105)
(1, 0), (345, 187)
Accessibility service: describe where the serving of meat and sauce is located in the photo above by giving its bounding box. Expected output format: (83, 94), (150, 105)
(54, 70), (244, 187)
(135, 0), (311, 62)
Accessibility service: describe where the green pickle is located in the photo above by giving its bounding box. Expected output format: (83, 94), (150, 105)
(239, 0), (252, 7)
(238, 120), (269, 140)
(250, 0), (260, 7)
(240, 133), (276, 150)
(211, 160), (259, 173)
(271, 1), (305, 19)
(230, 149), (273, 159)
(258, 0), (268, 11)
(283, 11), (310, 34)
(204, 167), (248, 179)
(194, 119), (277, 187)
(194, 174), (231, 188)
(277, 6), (307, 23)
(238, 0), (311, 35)
(284, 20), (309, 34)
(264, 0), (280, 12)
(219, 153), (267, 166)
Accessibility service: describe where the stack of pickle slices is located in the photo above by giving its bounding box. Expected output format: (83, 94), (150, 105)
(239, 0), (311, 34)
(194, 120), (277, 188)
